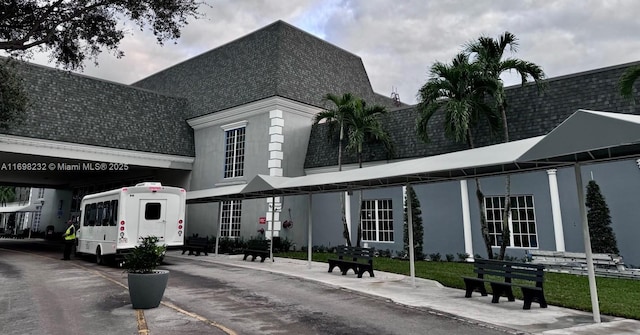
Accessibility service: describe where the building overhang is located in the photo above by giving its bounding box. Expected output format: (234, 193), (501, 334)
(0, 134), (194, 170)
(0, 134), (194, 187)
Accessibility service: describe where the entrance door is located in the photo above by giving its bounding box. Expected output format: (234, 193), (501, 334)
(138, 199), (167, 241)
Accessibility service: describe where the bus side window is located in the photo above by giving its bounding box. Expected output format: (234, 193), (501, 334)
(102, 201), (110, 226)
(89, 203), (97, 226)
(84, 204), (91, 226)
(96, 202), (104, 226)
(110, 200), (118, 226)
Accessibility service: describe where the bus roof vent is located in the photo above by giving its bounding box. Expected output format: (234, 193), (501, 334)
(136, 182), (162, 187)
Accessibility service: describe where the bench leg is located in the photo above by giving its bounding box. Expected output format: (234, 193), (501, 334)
(243, 253), (249, 261)
(357, 266), (374, 278)
(463, 278), (487, 298)
(328, 263), (337, 273)
(521, 288), (547, 310)
(490, 283), (515, 303)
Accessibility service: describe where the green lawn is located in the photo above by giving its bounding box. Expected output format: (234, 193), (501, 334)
(278, 252), (640, 320)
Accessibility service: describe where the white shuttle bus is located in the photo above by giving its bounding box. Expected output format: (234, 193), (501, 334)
(76, 182), (186, 265)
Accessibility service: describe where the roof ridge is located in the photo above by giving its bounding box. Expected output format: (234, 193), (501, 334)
(505, 60), (640, 90)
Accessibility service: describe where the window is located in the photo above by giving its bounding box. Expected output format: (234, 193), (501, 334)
(33, 206), (42, 229)
(110, 200), (118, 226)
(485, 195), (538, 248)
(145, 203), (162, 220)
(85, 204), (97, 226)
(96, 202), (104, 226)
(360, 199), (394, 242)
(224, 127), (246, 178)
(220, 200), (241, 238)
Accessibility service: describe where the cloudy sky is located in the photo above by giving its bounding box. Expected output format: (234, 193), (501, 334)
(11, 0), (640, 105)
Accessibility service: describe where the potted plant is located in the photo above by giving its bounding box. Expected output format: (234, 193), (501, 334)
(123, 236), (169, 309)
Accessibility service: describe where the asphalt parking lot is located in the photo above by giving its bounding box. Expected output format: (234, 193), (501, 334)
(2, 239), (640, 335)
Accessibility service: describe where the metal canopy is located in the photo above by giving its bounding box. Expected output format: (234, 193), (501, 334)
(186, 184), (247, 204)
(0, 203), (41, 213)
(518, 110), (640, 163)
(186, 136), (550, 203)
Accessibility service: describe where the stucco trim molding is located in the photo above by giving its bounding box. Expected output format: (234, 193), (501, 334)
(0, 134), (194, 170)
(187, 96), (323, 130)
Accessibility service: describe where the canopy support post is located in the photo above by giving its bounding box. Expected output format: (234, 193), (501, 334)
(308, 193), (313, 269)
(574, 163), (601, 323)
(270, 196), (275, 262)
(405, 184), (416, 288)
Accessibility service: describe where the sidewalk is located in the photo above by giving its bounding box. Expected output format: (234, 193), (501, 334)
(166, 251), (640, 335)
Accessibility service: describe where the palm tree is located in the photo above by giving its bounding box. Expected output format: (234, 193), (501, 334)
(344, 99), (394, 168)
(314, 93), (358, 246)
(0, 186), (16, 206)
(466, 32), (546, 259)
(416, 53), (501, 259)
(343, 98), (395, 246)
(314, 93), (358, 171)
(619, 65), (640, 100)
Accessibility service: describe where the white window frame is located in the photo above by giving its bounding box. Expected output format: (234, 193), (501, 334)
(484, 195), (539, 248)
(360, 199), (394, 243)
(220, 200), (242, 238)
(222, 121), (247, 179)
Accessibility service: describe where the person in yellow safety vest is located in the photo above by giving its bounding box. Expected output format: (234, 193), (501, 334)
(62, 219), (76, 260)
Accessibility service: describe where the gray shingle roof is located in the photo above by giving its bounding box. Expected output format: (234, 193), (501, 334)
(132, 20), (400, 118)
(1, 60), (194, 156)
(304, 61), (640, 169)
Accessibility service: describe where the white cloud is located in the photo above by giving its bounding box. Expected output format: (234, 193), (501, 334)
(5, 0), (640, 104)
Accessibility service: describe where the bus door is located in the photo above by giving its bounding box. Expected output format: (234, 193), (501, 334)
(138, 199), (167, 241)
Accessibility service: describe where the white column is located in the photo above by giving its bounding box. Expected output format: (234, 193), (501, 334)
(460, 180), (474, 261)
(547, 169), (565, 251)
(215, 202), (222, 256)
(345, 191), (352, 243)
(266, 109), (284, 239)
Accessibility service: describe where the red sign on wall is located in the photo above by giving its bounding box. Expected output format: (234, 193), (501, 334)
(259, 217), (266, 224)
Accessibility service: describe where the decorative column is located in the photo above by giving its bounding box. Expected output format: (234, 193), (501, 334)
(547, 169), (565, 252)
(266, 109), (284, 239)
(460, 180), (474, 261)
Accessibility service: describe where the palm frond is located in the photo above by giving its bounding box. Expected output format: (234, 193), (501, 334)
(619, 65), (640, 99)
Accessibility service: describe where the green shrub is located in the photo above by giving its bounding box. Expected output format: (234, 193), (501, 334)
(123, 236), (166, 274)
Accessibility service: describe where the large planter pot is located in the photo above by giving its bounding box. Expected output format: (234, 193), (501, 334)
(127, 270), (169, 309)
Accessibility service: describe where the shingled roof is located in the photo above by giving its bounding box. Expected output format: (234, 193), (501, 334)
(1, 60), (194, 156)
(304, 61), (640, 169)
(132, 20), (400, 119)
